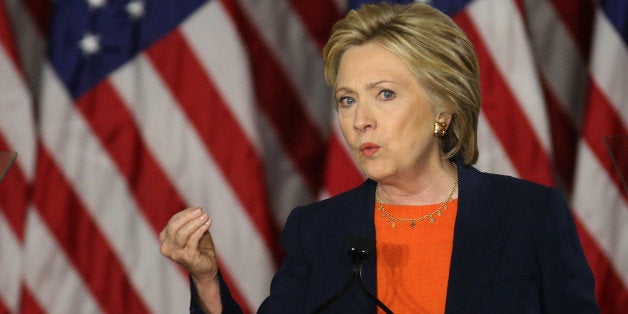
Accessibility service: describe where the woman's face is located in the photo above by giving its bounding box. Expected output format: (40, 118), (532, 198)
(335, 42), (447, 184)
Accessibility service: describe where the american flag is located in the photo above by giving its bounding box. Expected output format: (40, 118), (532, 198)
(0, 0), (626, 313)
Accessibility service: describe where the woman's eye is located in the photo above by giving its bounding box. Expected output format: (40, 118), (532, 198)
(378, 89), (395, 100)
(337, 96), (356, 107)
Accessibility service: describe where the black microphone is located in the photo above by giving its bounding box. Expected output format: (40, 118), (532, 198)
(311, 235), (393, 314)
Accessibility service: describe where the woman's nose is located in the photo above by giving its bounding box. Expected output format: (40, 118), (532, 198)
(353, 102), (375, 131)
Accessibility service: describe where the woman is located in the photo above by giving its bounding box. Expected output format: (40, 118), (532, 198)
(159, 3), (598, 313)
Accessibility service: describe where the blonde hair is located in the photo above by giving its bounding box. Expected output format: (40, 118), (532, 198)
(323, 3), (480, 164)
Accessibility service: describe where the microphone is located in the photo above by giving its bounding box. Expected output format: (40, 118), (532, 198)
(311, 235), (393, 314)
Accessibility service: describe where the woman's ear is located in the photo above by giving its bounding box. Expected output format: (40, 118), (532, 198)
(436, 111), (453, 126)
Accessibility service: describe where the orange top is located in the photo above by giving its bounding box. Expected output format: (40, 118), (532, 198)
(375, 199), (458, 314)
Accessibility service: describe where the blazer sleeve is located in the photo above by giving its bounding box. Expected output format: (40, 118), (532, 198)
(257, 206), (312, 313)
(537, 188), (599, 313)
(189, 272), (244, 314)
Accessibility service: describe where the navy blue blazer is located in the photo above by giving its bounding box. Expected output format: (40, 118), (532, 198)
(191, 161), (599, 313)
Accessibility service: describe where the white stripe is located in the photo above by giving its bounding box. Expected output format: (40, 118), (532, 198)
(22, 208), (103, 314)
(238, 0), (333, 134)
(0, 44), (36, 179)
(468, 0), (551, 153)
(572, 144), (628, 288)
(110, 55), (274, 310)
(524, 0), (588, 127)
(259, 114), (316, 224)
(182, 1), (316, 225)
(475, 113), (518, 178)
(0, 212), (22, 312)
(589, 8), (628, 125)
(38, 64), (188, 314)
(181, 1), (261, 149)
(3, 0), (47, 97)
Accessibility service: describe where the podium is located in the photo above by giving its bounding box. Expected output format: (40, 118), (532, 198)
(604, 135), (628, 195)
(0, 151), (17, 183)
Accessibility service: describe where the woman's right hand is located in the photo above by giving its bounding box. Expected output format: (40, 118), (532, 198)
(160, 207), (224, 313)
(159, 207), (218, 283)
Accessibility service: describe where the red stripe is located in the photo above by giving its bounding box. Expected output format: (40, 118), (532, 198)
(0, 135), (29, 239)
(145, 30), (282, 263)
(220, 0), (327, 194)
(18, 286), (45, 314)
(0, 297), (8, 314)
(74, 81), (187, 234)
(288, 0), (341, 50)
(21, 0), (52, 38)
(541, 79), (579, 192)
(33, 146), (150, 313)
(548, 0), (594, 62)
(324, 133), (363, 196)
(456, 13), (554, 186)
(575, 218), (628, 313)
(0, 1), (21, 69)
(582, 81), (628, 201)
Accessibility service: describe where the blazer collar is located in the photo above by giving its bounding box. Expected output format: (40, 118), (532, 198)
(445, 160), (512, 314)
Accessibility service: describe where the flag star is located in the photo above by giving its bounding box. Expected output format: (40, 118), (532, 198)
(78, 32), (101, 56)
(86, 0), (107, 10)
(126, 0), (145, 20)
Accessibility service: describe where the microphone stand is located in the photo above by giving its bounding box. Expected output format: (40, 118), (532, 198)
(311, 239), (393, 313)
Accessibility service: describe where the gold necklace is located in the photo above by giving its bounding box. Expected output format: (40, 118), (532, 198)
(375, 165), (458, 228)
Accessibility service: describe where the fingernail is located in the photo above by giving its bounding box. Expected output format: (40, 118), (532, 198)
(192, 208), (201, 215)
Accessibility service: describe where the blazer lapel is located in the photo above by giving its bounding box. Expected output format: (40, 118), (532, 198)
(323, 180), (378, 297)
(445, 163), (512, 314)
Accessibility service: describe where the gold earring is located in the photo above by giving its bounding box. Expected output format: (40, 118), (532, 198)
(434, 121), (447, 137)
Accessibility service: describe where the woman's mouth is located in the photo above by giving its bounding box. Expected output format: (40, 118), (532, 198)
(359, 142), (380, 157)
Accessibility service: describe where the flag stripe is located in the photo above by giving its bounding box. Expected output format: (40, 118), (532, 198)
(221, 0), (327, 193)
(589, 10), (628, 126)
(572, 146), (628, 287)
(144, 28), (282, 261)
(524, 0), (590, 190)
(0, 212), (21, 312)
(323, 131), (364, 197)
(0, 137), (28, 239)
(20, 0), (51, 37)
(548, 0), (594, 60)
(469, 0), (552, 154)
(582, 82), (628, 201)
(178, 1), (317, 224)
(576, 220), (628, 313)
(109, 50), (274, 310)
(542, 81), (578, 188)
(530, 2), (628, 312)
(456, 12), (553, 185)
(33, 147), (149, 313)
(0, 2), (20, 68)
(74, 81), (187, 235)
(216, 256), (254, 314)
(21, 209), (103, 314)
(0, 299), (7, 314)
(39, 62), (189, 313)
(236, 0), (333, 134)
(17, 287), (45, 314)
(288, 0), (341, 49)
(2, 0), (48, 96)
